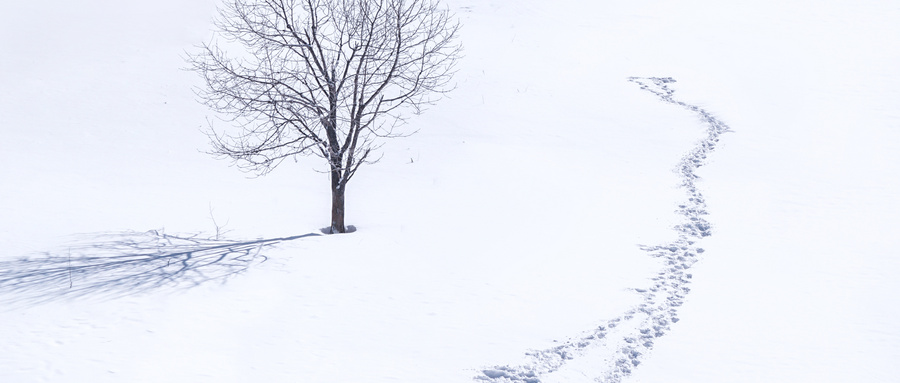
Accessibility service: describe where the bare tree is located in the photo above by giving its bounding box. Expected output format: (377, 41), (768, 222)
(189, 0), (461, 233)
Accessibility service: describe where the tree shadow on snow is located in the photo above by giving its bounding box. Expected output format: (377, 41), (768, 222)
(0, 230), (319, 307)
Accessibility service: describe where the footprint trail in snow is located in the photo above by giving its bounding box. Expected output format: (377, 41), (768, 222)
(475, 77), (732, 383)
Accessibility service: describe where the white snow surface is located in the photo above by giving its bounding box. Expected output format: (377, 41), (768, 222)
(1, 0), (898, 382)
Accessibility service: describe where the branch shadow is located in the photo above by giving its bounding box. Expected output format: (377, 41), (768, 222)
(0, 230), (319, 307)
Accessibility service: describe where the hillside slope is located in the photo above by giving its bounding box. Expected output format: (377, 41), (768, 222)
(2, 0), (898, 382)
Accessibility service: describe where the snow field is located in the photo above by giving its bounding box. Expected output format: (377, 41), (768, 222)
(2, 0), (899, 382)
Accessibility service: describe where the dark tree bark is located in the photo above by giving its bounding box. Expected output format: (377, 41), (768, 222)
(188, 0), (461, 233)
(330, 158), (346, 234)
(330, 188), (345, 234)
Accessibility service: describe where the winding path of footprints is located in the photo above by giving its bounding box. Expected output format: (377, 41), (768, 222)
(476, 77), (732, 383)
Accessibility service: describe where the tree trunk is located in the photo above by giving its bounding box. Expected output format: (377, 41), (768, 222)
(330, 170), (346, 234)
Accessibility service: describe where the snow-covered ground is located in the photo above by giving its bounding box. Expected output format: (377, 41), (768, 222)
(2, 0), (898, 382)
